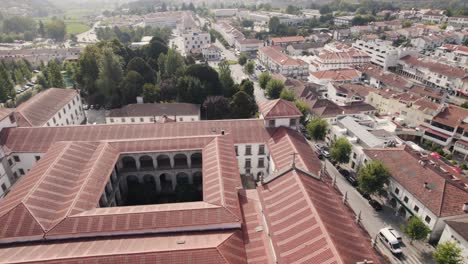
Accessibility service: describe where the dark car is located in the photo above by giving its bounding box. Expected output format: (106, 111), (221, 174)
(369, 199), (383, 211)
(338, 167), (358, 186)
(357, 187), (371, 200)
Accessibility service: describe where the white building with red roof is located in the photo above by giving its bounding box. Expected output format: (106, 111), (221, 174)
(106, 103), (200, 124)
(258, 47), (309, 80)
(435, 44), (468, 68)
(0, 99), (385, 263)
(363, 146), (468, 241)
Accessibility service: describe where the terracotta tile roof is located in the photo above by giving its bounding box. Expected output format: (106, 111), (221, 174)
(267, 127), (322, 176)
(432, 104), (468, 130)
(0, 231), (246, 264)
(400, 55), (468, 79)
(364, 147), (468, 217)
(440, 44), (468, 53)
(107, 103), (200, 117)
(0, 120), (271, 153)
(259, 47), (307, 66)
(413, 98), (441, 112)
(258, 99), (302, 119)
(0, 108), (13, 121)
(237, 38), (262, 44)
(310, 69), (361, 81)
(258, 169), (383, 264)
(445, 216), (468, 240)
(270, 36), (305, 44)
(335, 83), (374, 98)
(15, 88), (78, 127)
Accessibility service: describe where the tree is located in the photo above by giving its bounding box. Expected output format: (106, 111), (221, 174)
(230, 91), (257, 119)
(176, 75), (206, 104)
(45, 19), (66, 41)
(238, 53), (248, 65)
(240, 79), (254, 97)
(265, 79), (284, 99)
(268, 17), (280, 34)
(126, 57), (155, 84)
(294, 100), (308, 125)
(38, 20), (45, 37)
(402, 20), (412, 28)
(244, 60), (255, 75)
(357, 160), (390, 195)
(203, 96), (231, 119)
(142, 83), (160, 103)
(0, 65), (15, 103)
(461, 101), (468, 109)
(185, 64), (221, 96)
(75, 45), (101, 101)
(13, 68), (25, 85)
(47, 61), (64, 88)
(218, 60), (236, 97)
(259, 72), (271, 89)
(306, 117), (328, 140)
(330, 137), (352, 164)
(280, 89), (295, 101)
(433, 241), (463, 264)
(402, 216), (431, 244)
(96, 47), (124, 107)
(145, 38), (168, 61)
(122, 71), (144, 103)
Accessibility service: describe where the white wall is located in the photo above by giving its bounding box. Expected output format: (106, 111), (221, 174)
(0, 115), (16, 132)
(439, 223), (468, 262)
(106, 114), (200, 124)
(45, 94), (85, 127)
(235, 143), (269, 180)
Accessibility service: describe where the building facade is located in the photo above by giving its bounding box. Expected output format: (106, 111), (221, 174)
(258, 47), (309, 79)
(106, 103), (201, 124)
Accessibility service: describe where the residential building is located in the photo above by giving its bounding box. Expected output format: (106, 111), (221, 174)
(182, 31), (211, 54)
(435, 44), (468, 68)
(286, 42), (323, 56)
(258, 99), (302, 130)
(334, 16), (354, 27)
(421, 11), (447, 24)
(258, 46), (309, 79)
(353, 39), (418, 70)
(106, 103), (200, 124)
(0, 48), (82, 66)
(363, 146), (468, 241)
(410, 32), (460, 51)
(14, 88), (85, 127)
(202, 44), (222, 61)
(237, 11), (309, 27)
(0, 101), (384, 263)
(306, 98), (376, 124)
(307, 43), (371, 71)
(447, 16), (468, 28)
(212, 22), (245, 47)
(270, 36), (305, 47)
(369, 20), (402, 32)
(325, 83), (373, 106)
(421, 104), (468, 160)
(234, 38), (263, 53)
(0, 108), (16, 198)
(333, 29), (352, 40)
(439, 217), (468, 261)
(398, 55), (468, 96)
(309, 69), (362, 85)
(213, 9), (238, 17)
(329, 115), (401, 170)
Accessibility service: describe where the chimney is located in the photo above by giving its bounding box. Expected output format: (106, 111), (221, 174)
(463, 203), (468, 213)
(221, 130), (225, 135)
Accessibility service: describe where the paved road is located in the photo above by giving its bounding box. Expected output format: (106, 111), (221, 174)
(77, 21), (99, 43)
(324, 159), (435, 264)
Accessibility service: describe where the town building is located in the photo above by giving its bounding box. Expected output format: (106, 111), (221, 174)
(234, 38), (263, 53)
(237, 11), (309, 27)
(398, 55), (468, 96)
(435, 44), (468, 69)
(410, 32), (460, 51)
(309, 69), (362, 85)
(286, 42), (323, 56)
(421, 104), (468, 160)
(421, 11), (447, 24)
(353, 39), (418, 70)
(329, 115), (401, 171)
(0, 100), (384, 263)
(0, 109), (16, 198)
(325, 83), (373, 106)
(0, 48), (82, 66)
(258, 46), (309, 79)
(182, 31), (211, 54)
(439, 217), (468, 260)
(202, 44), (222, 61)
(270, 36), (305, 47)
(447, 16), (468, 28)
(105, 103), (200, 124)
(14, 88), (85, 127)
(363, 146), (468, 241)
(212, 22), (245, 47)
(307, 43), (371, 72)
(334, 16), (354, 27)
(212, 8), (238, 17)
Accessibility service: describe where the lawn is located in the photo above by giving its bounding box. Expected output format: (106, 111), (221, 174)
(227, 60), (238, 65)
(34, 8), (93, 36)
(66, 23), (90, 35)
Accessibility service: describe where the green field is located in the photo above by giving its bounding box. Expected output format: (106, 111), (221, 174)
(66, 23), (90, 35)
(34, 8), (93, 36)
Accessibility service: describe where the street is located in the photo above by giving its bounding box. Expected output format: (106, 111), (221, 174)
(324, 159), (435, 264)
(77, 21), (100, 43)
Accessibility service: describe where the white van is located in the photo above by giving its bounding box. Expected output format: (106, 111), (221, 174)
(378, 227), (403, 255)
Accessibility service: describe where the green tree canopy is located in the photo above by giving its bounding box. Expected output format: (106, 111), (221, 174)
(280, 89), (295, 101)
(403, 216), (431, 243)
(126, 57), (155, 84)
(176, 75), (206, 104)
(433, 241), (463, 264)
(294, 100), (309, 125)
(142, 83), (160, 103)
(47, 61), (64, 88)
(306, 117), (328, 140)
(266, 79), (284, 99)
(461, 101), (468, 109)
(45, 19), (66, 41)
(259, 71), (271, 89)
(238, 53), (248, 65)
(244, 60), (255, 75)
(240, 79), (254, 97)
(218, 60), (236, 97)
(230, 91), (257, 119)
(0, 65), (15, 103)
(122, 70), (144, 103)
(203, 96), (231, 119)
(96, 47), (124, 107)
(268, 16), (280, 34)
(185, 64), (221, 96)
(330, 137), (352, 164)
(357, 160), (390, 195)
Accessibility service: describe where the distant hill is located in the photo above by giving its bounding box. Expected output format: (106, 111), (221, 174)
(1, 0), (60, 17)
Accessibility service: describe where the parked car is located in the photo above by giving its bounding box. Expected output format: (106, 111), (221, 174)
(387, 227), (402, 243)
(378, 227), (403, 256)
(369, 199), (383, 211)
(314, 143), (323, 151)
(321, 149), (330, 159)
(357, 187), (371, 200)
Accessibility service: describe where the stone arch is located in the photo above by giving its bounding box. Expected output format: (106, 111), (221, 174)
(257, 171), (264, 181)
(174, 153), (188, 168)
(191, 153), (202, 168)
(159, 173), (172, 192)
(389, 198), (397, 209)
(176, 172), (190, 185)
(143, 174), (155, 183)
(398, 206), (407, 218)
(140, 155), (154, 169)
(122, 156), (136, 169)
(126, 175), (138, 186)
(157, 154), (171, 169)
(193, 171), (202, 186)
